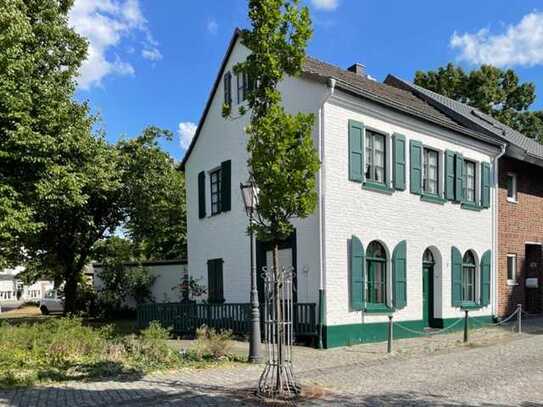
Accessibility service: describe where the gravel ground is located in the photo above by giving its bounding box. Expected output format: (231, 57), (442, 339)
(1, 319), (543, 406)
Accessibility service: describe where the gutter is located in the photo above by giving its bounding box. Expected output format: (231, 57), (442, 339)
(492, 143), (507, 317)
(317, 77), (335, 349)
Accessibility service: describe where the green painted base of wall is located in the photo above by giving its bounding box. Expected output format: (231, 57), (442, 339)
(322, 315), (494, 348)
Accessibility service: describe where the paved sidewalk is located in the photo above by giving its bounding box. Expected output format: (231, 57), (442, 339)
(1, 318), (543, 406)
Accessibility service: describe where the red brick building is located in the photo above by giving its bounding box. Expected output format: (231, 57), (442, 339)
(497, 157), (543, 316)
(386, 76), (543, 318)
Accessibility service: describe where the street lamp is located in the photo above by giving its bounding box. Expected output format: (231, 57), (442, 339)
(240, 179), (262, 363)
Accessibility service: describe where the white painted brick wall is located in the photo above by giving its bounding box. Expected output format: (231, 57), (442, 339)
(322, 92), (497, 326)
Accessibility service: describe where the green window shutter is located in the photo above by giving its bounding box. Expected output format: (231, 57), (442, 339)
(445, 150), (456, 201)
(480, 250), (491, 306)
(451, 246), (462, 307)
(410, 140), (423, 195)
(392, 240), (407, 309)
(198, 171), (206, 219)
(392, 134), (406, 190)
(207, 259), (224, 303)
(481, 162), (491, 208)
(224, 72), (232, 107)
(350, 235), (365, 311)
(348, 120), (364, 182)
(220, 160), (231, 212)
(454, 153), (465, 202)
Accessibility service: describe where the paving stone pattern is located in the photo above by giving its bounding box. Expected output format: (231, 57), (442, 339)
(2, 318), (543, 406)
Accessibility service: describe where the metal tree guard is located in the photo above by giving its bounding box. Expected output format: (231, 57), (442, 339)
(257, 264), (300, 400)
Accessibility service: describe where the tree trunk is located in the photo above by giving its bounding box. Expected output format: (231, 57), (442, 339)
(272, 240), (284, 391)
(63, 267), (78, 315)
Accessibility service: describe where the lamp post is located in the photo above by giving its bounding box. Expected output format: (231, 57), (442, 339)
(240, 180), (262, 363)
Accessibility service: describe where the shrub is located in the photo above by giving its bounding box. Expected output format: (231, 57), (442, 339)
(190, 325), (233, 360)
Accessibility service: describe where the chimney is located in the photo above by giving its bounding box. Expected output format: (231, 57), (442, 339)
(347, 63), (366, 76)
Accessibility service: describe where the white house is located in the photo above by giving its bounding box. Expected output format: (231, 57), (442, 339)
(182, 29), (506, 348)
(0, 267), (54, 306)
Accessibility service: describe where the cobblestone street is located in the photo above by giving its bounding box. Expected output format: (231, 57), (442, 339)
(2, 321), (543, 406)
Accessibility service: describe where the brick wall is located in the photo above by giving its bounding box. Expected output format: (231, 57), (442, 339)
(498, 156), (543, 316)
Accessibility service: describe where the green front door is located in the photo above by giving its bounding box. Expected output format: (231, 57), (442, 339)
(422, 264), (434, 327)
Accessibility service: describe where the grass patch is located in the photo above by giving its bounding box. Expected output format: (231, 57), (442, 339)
(0, 318), (243, 387)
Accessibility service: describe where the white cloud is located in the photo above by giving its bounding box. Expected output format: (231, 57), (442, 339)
(311, 0), (339, 11)
(450, 12), (543, 67)
(179, 122), (198, 150)
(69, 0), (161, 89)
(142, 48), (162, 61)
(207, 18), (218, 35)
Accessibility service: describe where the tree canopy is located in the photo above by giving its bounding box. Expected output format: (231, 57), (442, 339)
(229, 0), (320, 243)
(0, 0), (186, 312)
(414, 63), (543, 143)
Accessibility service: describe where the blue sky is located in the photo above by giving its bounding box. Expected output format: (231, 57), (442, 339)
(71, 0), (543, 161)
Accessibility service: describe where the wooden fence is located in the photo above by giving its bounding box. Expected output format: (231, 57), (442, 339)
(137, 302), (317, 337)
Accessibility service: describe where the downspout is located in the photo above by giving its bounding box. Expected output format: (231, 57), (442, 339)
(317, 77), (336, 349)
(492, 143), (507, 318)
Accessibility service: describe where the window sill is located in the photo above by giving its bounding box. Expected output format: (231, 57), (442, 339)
(507, 198), (518, 204)
(460, 302), (482, 310)
(507, 281), (519, 286)
(461, 202), (482, 212)
(364, 303), (393, 314)
(420, 193), (447, 205)
(362, 181), (394, 195)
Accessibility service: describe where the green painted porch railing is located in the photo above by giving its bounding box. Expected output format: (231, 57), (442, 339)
(137, 302), (317, 337)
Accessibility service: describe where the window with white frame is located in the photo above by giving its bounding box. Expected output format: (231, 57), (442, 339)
(364, 130), (386, 184)
(462, 250), (477, 302)
(423, 147), (439, 195)
(507, 173), (518, 203)
(464, 160), (476, 203)
(507, 254), (517, 285)
(210, 168), (222, 215)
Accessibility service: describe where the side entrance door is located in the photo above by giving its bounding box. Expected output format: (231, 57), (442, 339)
(422, 249), (435, 327)
(525, 244), (542, 314)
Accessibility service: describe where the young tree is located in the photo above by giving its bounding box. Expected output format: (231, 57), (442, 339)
(227, 0), (319, 398)
(415, 64), (543, 143)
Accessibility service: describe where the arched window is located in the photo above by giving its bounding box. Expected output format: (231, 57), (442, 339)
(462, 251), (476, 302)
(366, 241), (387, 305)
(423, 249), (435, 265)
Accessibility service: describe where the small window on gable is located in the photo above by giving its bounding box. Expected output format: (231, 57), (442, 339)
(464, 160), (476, 203)
(423, 148), (439, 195)
(365, 130), (386, 184)
(507, 173), (517, 203)
(210, 168), (222, 215)
(507, 254), (517, 285)
(236, 71), (248, 104)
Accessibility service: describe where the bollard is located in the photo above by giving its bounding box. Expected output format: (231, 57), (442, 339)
(517, 304), (522, 334)
(387, 314), (393, 353)
(463, 309), (469, 343)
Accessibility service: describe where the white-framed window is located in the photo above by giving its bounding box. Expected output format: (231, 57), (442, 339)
(507, 254), (517, 285)
(209, 168), (222, 215)
(464, 160), (477, 203)
(506, 173), (518, 203)
(423, 147), (439, 195)
(364, 129), (386, 184)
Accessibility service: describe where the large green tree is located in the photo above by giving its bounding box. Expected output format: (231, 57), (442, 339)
(225, 0), (318, 397)
(414, 64), (543, 142)
(0, 1), (186, 312)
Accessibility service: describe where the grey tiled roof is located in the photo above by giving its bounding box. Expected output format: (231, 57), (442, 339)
(385, 75), (543, 161)
(302, 57), (502, 146)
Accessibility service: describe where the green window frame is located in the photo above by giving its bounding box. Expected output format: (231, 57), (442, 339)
(365, 241), (387, 305)
(423, 148), (439, 195)
(210, 168), (222, 215)
(365, 130), (386, 185)
(464, 160), (476, 203)
(462, 251), (477, 303)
